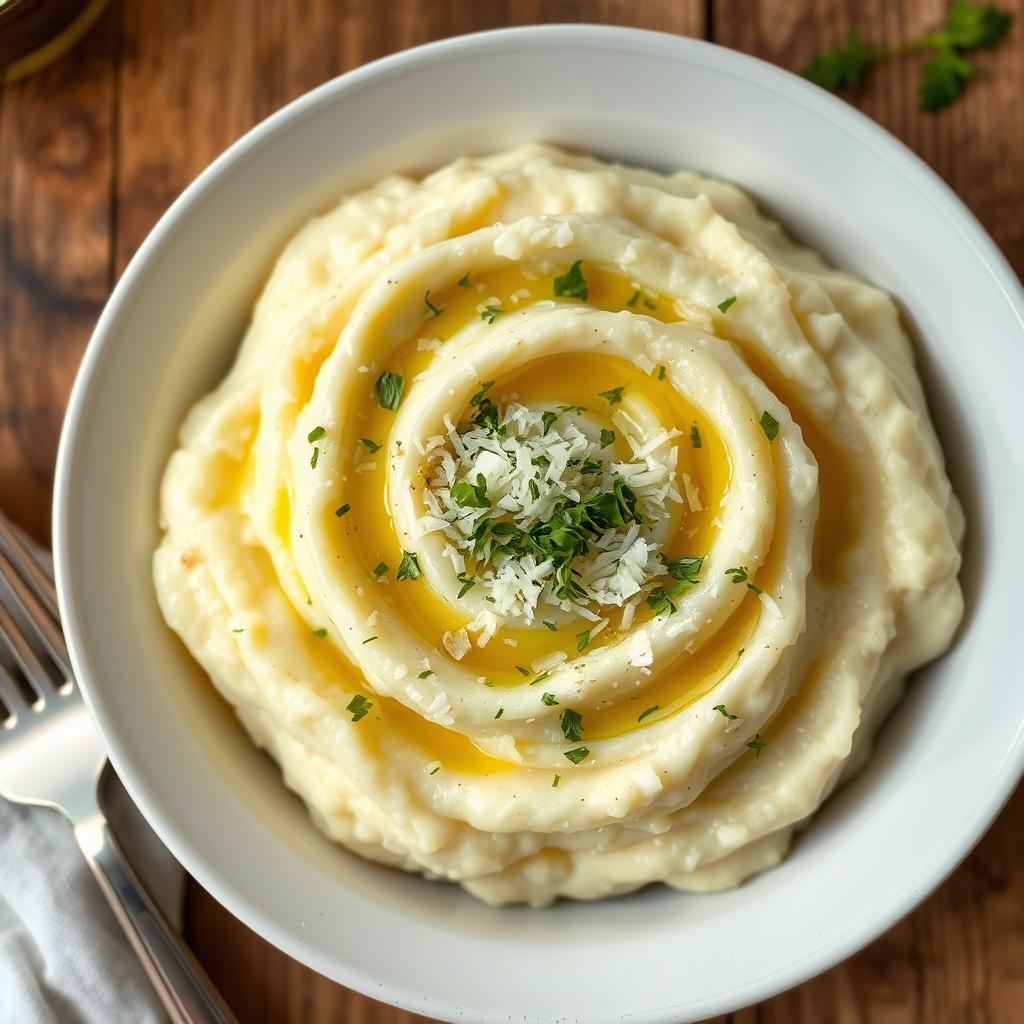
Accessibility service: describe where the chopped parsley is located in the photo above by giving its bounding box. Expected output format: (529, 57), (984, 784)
(564, 746), (590, 764)
(457, 273), (471, 287)
(552, 774), (561, 788)
(530, 671), (551, 687)
(312, 628), (327, 638)
(231, 628), (244, 633)
(528, 478), (540, 502)
(717, 296), (737, 314)
(553, 260), (588, 301)
(480, 306), (504, 324)
(599, 428), (615, 449)
(375, 371), (404, 411)
(646, 555), (704, 616)
(638, 706), (659, 722)
(335, 504), (350, 517)
(310, 447), (320, 469)
(494, 707), (504, 720)
(456, 572), (476, 598)
(424, 290), (443, 318)
(470, 380), (495, 406)
(747, 734), (766, 756)
(759, 410), (780, 441)
(541, 692), (559, 706)
(515, 665), (531, 677)
(626, 290), (640, 307)
(657, 365), (666, 381)
(346, 695), (373, 721)
(543, 620), (558, 631)
(430, 765), (441, 775)
(713, 703), (738, 720)
(307, 426), (326, 442)
(690, 424), (702, 449)
(725, 566), (750, 584)
(598, 386), (625, 405)
(580, 457), (603, 475)
(451, 474), (490, 509)
(362, 635), (378, 644)
(559, 707), (584, 742)
(360, 438), (382, 453)
(373, 562), (389, 578)
(418, 670), (434, 679)
(541, 410), (558, 436)
(576, 629), (591, 652)
(646, 586), (678, 616)
(397, 550), (421, 581)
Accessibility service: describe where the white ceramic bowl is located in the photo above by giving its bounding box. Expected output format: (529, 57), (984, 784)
(54, 25), (1024, 1024)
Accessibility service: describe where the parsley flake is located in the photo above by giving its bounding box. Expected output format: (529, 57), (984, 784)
(598, 386), (625, 405)
(564, 746), (590, 764)
(347, 694), (373, 721)
(626, 290), (640, 307)
(456, 572), (476, 598)
(373, 562), (389, 578)
(717, 295), (737, 314)
(397, 550), (421, 581)
(418, 670), (434, 679)
(543, 620), (558, 631)
(713, 703), (738, 720)
(310, 447), (320, 469)
(657, 365), (666, 381)
(690, 424), (702, 448)
(559, 707), (584, 742)
(515, 666), (531, 677)
(552, 774), (561, 787)
(530, 671), (551, 687)
(470, 380), (495, 406)
(600, 428), (615, 449)
(312, 628), (327, 638)
(362, 635), (378, 644)
(424, 290), (443, 318)
(307, 426), (326, 442)
(541, 410), (558, 436)
(553, 260), (588, 300)
(494, 707), (504, 720)
(360, 438), (382, 453)
(541, 692), (559, 706)
(375, 371), (404, 411)
(576, 629), (591, 652)
(480, 306), (504, 324)
(638, 706), (659, 722)
(759, 410), (780, 441)
(725, 566), (749, 584)
(335, 504), (350, 517)
(747, 734), (766, 756)
(457, 273), (471, 287)
(430, 765), (441, 775)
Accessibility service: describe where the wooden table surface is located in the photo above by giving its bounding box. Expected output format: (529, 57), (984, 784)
(2, 1), (1022, 1021)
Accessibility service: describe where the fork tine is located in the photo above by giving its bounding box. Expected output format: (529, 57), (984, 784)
(0, 511), (60, 620)
(0, 598), (62, 701)
(0, 654), (35, 724)
(0, 525), (72, 683)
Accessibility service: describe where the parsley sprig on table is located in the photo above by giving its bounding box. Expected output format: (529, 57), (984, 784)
(803, 1), (1012, 111)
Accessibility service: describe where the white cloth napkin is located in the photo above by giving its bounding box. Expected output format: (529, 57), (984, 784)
(0, 528), (181, 1022)
(0, 799), (169, 1024)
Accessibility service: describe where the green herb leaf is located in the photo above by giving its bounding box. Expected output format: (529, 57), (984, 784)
(920, 47), (976, 110)
(397, 550), (421, 581)
(470, 380), (495, 406)
(541, 410), (558, 436)
(541, 692), (559, 706)
(451, 475), (490, 508)
(747, 734), (766, 756)
(553, 260), (588, 300)
(598, 386), (625, 405)
(307, 426), (326, 442)
(335, 504), (350, 517)
(543, 620), (558, 631)
(580, 457), (603, 475)
(530, 671), (551, 687)
(759, 410), (780, 441)
(563, 746), (590, 764)
(552, 773), (561, 787)
(657, 365), (666, 380)
(528, 478), (540, 502)
(943, 0), (1012, 49)
(424, 290), (443, 318)
(600, 428), (616, 449)
(725, 566), (749, 584)
(713, 703), (738, 720)
(457, 273), (471, 287)
(559, 707), (584, 742)
(362, 635), (378, 644)
(638, 706), (659, 722)
(515, 665), (531, 677)
(347, 694), (373, 721)
(626, 289), (640, 308)
(373, 562), (389, 578)
(803, 29), (873, 91)
(375, 371), (404, 411)
(310, 446), (320, 469)
(481, 306), (504, 324)
(312, 627), (327, 638)
(690, 424), (702, 449)
(418, 670), (434, 679)
(456, 571), (476, 598)
(717, 295), (737, 314)
(646, 586), (677, 616)
(360, 437), (382, 453)
(576, 629), (591, 652)
(494, 707), (504, 720)
(430, 765), (441, 775)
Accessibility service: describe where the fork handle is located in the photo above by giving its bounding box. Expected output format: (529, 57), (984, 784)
(74, 818), (236, 1024)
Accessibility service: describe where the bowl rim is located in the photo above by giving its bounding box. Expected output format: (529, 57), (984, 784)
(53, 23), (1024, 1022)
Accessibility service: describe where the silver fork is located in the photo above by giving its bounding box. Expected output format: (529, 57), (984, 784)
(0, 509), (235, 1024)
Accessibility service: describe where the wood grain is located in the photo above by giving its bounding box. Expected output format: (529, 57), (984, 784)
(1, 1), (1022, 1021)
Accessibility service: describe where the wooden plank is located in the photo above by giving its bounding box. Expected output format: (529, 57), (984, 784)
(0, 6), (115, 543)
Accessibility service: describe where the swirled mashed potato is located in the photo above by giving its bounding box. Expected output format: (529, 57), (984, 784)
(154, 146), (963, 905)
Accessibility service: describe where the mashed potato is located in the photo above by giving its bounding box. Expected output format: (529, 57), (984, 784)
(154, 146), (963, 905)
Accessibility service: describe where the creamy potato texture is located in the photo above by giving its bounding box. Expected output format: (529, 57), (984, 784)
(154, 146), (963, 905)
